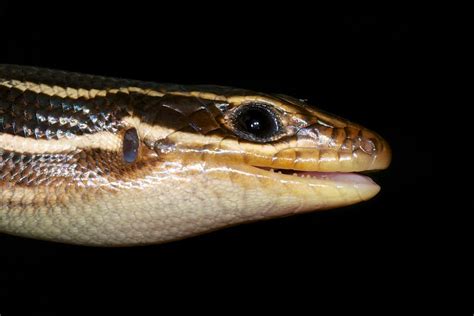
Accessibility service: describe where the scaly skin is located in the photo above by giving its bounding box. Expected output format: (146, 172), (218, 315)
(0, 65), (391, 246)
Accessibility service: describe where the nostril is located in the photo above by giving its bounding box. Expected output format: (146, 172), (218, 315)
(360, 138), (377, 154)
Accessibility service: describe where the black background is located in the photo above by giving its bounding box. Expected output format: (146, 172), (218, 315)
(0, 3), (437, 315)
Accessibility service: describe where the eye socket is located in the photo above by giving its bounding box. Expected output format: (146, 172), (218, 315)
(232, 103), (282, 142)
(123, 128), (139, 163)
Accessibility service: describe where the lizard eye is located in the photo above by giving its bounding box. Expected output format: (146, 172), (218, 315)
(123, 128), (139, 163)
(232, 103), (282, 142)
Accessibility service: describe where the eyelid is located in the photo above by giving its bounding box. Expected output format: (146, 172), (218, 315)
(241, 101), (282, 114)
(230, 102), (280, 121)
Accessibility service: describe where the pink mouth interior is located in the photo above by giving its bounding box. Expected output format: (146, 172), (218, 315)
(293, 171), (376, 185)
(260, 168), (377, 185)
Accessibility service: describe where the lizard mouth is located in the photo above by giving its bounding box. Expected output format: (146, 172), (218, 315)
(255, 167), (379, 189)
(240, 165), (382, 213)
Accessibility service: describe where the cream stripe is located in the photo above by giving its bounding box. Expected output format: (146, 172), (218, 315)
(0, 116), (181, 154)
(0, 79), (269, 104)
(0, 80), (165, 99)
(0, 114), (213, 155)
(0, 79), (283, 106)
(0, 131), (123, 154)
(169, 91), (228, 102)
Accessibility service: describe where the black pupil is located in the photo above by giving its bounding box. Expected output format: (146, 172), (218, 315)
(236, 106), (278, 140)
(123, 128), (139, 163)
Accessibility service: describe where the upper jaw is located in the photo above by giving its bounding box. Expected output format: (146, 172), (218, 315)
(244, 122), (391, 204)
(247, 136), (390, 204)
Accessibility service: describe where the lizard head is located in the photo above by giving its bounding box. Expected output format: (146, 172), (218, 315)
(126, 86), (391, 239)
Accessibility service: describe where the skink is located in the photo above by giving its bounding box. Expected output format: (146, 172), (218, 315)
(0, 65), (391, 246)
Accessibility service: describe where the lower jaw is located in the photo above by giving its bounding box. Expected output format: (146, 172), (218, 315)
(250, 166), (382, 207)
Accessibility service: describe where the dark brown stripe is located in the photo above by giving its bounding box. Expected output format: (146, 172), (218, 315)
(0, 147), (161, 188)
(0, 85), (229, 139)
(0, 85), (133, 139)
(0, 64), (170, 92)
